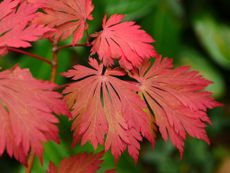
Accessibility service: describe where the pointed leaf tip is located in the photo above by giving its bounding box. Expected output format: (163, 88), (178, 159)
(91, 14), (157, 70)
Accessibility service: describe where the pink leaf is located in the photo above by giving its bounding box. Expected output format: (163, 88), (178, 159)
(32, 0), (94, 45)
(0, 66), (70, 165)
(91, 14), (157, 69)
(0, 0), (50, 56)
(46, 153), (103, 173)
(130, 56), (221, 157)
(63, 58), (155, 162)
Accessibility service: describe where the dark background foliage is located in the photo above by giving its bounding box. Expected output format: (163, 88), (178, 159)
(0, 0), (230, 172)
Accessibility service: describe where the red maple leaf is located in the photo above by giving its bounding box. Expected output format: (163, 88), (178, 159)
(130, 56), (221, 157)
(0, 0), (50, 56)
(46, 152), (103, 173)
(32, 0), (94, 45)
(0, 66), (70, 165)
(63, 58), (155, 161)
(91, 14), (157, 70)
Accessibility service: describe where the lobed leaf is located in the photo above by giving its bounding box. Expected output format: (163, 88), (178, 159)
(0, 66), (70, 165)
(0, 0), (50, 56)
(130, 56), (221, 157)
(91, 14), (157, 69)
(32, 0), (94, 45)
(46, 152), (103, 173)
(63, 58), (155, 162)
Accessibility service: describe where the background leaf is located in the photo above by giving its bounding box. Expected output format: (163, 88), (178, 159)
(194, 15), (230, 69)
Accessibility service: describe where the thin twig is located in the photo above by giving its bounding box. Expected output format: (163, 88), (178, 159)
(56, 43), (90, 52)
(85, 28), (90, 45)
(25, 152), (35, 173)
(8, 47), (52, 65)
(50, 44), (58, 82)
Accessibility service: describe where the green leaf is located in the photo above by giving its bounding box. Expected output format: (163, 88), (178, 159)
(194, 15), (230, 69)
(18, 40), (52, 80)
(143, 141), (180, 173)
(102, 0), (157, 20)
(56, 48), (72, 84)
(96, 152), (115, 173)
(141, 1), (182, 57)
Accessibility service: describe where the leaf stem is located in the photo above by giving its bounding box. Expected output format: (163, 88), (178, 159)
(56, 43), (90, 52)
(85, 28), (90, 45)
(8, 47), (52, 65)
(25, 152), (35, 173)
(50, 44), (59, 82)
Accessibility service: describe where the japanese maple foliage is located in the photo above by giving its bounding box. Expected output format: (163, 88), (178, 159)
(63, 58), (155, 161)
(0, 0), (50, 56)
(130, 56), (221, 156)
(91, 14), (157, 69)
(31, 0), (94, 44)
(0, 66), (70, 164)
(46, 152), (103, 173)
(0, 0), (221, 172)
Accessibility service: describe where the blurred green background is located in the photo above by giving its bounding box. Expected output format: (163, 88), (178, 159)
(0, 0), (230, 173)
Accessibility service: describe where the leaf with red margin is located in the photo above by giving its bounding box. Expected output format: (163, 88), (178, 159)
(46, 153), (103, 173)
(32, 0), (94, 45)
(91, 14), (157, 70)
(130, 56), (221, 157)
(0, 0), (50, 56)
(63, 58), (155, 162)
(0, 66), (70, 165)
